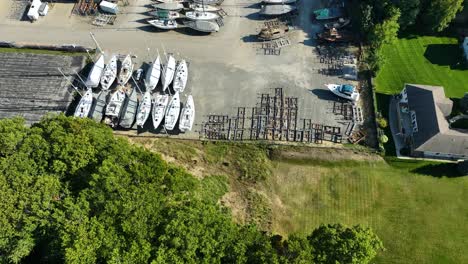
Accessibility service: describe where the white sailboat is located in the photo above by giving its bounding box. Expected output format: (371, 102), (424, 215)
(179, 95), (195, 132)
(118, 55), (134, 86)
(193, 0), (223, 5)
(173, 60), (188, 93)
(189, 3), (221, 12)
(119, 87), (138, 129)
(161, 55), (176, 92)
(100, 55), (117, 90)
(184, 20), (220, 33)
(260, 4), (296, 15)
(263, 0), (297, 4)
(152, 93), (169, 129)
(145, 56), (161, 91)
(326, 84), (360, 102)
(148, 19), (178, 30)
(185, 11), (220, 21)
(152, 2), (184, 11)
(136, 91), (152, 127)
(164, 92), (181, 130)
(74, 89), (94, 118)
(85, 53), (104, 88)
(104, 86), (127, 127)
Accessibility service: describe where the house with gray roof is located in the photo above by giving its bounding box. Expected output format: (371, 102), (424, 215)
(393, 84), (468, 160)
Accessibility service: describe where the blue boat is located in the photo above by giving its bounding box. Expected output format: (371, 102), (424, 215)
(313, 7), (345, 20)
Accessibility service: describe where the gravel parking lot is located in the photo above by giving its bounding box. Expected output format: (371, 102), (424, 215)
(0, 0), (358, 141)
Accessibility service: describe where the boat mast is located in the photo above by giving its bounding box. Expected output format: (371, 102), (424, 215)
(73, 70), (90, 89)
(89, 32), (103, 55)
(57, 68), (83, 97)
(131, 75), (143, 94)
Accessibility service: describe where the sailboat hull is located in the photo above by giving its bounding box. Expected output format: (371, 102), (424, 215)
(152, 94), (169, 130)
(74, 89), (94, 118)
(100, 55), (117, 90)
(136, 92), (152, 127)
(164, 92), (181, 130)
(179, 95), (195, 132)
(161, 55), (176, 91)
(85, 54), (104, 88)
(173, 60), (188, 93)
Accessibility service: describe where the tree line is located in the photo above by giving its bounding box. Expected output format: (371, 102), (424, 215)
(354, 0), (465, 72)
(0, 115), (383, 263)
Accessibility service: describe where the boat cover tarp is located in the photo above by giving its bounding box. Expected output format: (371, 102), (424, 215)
(313, 7), (344, 20)
(340, 84), (354, 94)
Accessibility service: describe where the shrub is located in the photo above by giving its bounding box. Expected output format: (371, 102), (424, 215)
(379, 135), (388, 144)
(377, 117), (388, 128)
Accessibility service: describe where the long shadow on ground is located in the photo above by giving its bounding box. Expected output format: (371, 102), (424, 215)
(424, 44), (467, 70)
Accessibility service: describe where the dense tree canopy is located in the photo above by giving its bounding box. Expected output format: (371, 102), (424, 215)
(0, 115), (383, 263)
(420, 0), (465, 32)
(308, 224), (384, 264)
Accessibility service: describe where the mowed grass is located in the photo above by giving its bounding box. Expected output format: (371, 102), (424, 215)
(268, 159), (468, 264)
(374, 36), (468, 98)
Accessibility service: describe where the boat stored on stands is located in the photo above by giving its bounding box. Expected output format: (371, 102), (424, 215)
(152, 2), (184, 11)
(136, 91), (152, 127)
(100, 55), (117, 90)
(326, 84), (360, 102)
(145, 56), (161, 91)
(148, 19), (178, 30)
(104, 86), (127, 127)
(119, 87), (138, 128)
(313, 7), (345, 20)
(161, 55), (176, 91)
(152, 93), (169, 129)
(149, 9), (181, 19)
(324, 18), (351, 29)
(260, 4), (296, 16)
(189, 3), (221, 12)
(92, 90), (108, 122)
(184, 20), (220, 32)
(74, 89), (94, 118)
(85, 53), (104, 88)
(118, 55), (133, 86)
(185, 11), (219, 21)
(179, 95), (195, 132)
(173, 60), (188, 93)
(164, 92), (181, 130)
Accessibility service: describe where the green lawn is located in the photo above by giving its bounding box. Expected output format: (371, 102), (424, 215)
(375, 36), (468, 98)
(268, 158), (468, 264)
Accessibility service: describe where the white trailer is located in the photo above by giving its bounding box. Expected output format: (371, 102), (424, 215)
(39, 2), (49, 16)
(27, 0), (42, 21)
(100, 1), (119, 15)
